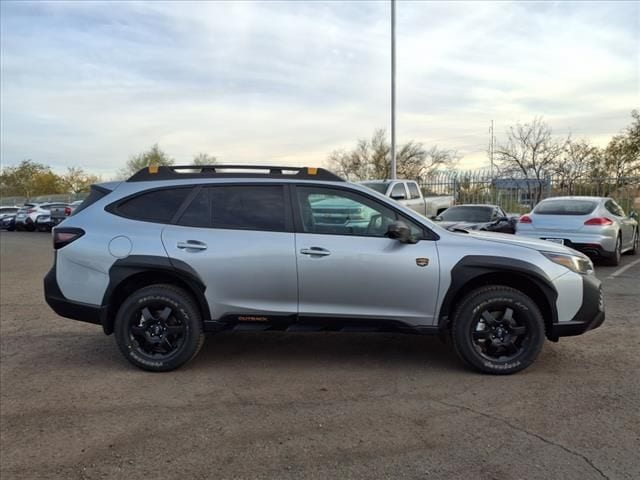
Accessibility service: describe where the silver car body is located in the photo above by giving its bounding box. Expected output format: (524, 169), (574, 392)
(52, 177), (593, 329)
(516, 196), (638, 257)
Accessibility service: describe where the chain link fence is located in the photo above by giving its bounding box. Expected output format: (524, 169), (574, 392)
(0, 193), (88, 206)
(418, 170), (640, 214)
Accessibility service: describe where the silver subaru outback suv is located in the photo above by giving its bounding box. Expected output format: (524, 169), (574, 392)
(44, 165), (605, 374)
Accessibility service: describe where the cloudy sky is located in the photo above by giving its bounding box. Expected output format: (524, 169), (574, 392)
(1, 1), (638, 178)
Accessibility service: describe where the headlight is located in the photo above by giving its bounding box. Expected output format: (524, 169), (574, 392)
(542, 251), (594, 275)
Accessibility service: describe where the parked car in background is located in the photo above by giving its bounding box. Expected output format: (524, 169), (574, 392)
(431, 204), (517, 233)
(44, 200), (84, 231)
(0, 206), (20, 220)
(15, 203), (68, 232)
(360, 180), (453, 218)
(516, 196), (638, 266)
(0, 213), (17, 231)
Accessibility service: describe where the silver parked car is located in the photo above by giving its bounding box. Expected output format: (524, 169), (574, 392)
(516, 196), (638, 266)
(45, 166), (605, 375)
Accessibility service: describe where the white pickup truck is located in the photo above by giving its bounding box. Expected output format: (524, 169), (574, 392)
(360, 180), (454, 218)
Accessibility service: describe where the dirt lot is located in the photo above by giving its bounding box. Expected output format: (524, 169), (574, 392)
(1, 231), (639, 480)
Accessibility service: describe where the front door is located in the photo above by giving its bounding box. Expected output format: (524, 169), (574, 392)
(293, 185), (440, 326)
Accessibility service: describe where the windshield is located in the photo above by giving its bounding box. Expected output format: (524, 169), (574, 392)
(534, 200), (598, 215)
(440, 206), (493, 222)
(361, 182), (389, 194)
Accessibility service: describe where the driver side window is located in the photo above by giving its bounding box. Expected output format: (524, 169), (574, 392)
(296, 186), (423, 238)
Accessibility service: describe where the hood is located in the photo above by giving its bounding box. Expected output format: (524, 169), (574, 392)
(465, 230), (580, 255)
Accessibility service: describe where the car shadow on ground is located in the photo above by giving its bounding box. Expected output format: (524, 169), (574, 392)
(193, 331), (464, 372)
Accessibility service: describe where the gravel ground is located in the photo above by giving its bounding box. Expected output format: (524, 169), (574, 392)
(1, 231), (639, 480)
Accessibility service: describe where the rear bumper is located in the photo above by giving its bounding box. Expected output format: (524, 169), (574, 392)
(516, 230), (616, 256)
(44, 260), (106, 326)
(548, 274), (605, 340)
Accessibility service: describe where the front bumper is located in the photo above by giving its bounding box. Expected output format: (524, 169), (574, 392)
(44, 258), (107, 326)
(548, 274), (605, 340)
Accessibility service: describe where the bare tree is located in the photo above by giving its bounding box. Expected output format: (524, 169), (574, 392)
(495, 118), (566, 207)
(554, 139), (596, 195)
(328, 129), (458, 181)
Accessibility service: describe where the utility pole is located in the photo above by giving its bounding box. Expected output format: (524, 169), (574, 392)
(489, 120), (495, 178)
(390, 0), (397, 180)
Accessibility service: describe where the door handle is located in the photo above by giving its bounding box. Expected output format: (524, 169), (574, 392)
(177, 240), (208, 251)
(300, 247), (331, 256)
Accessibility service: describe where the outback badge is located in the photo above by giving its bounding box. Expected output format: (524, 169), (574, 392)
(416, 257), (429, 267)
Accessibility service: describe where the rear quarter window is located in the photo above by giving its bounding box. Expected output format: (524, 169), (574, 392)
(534, 200), (598, 215)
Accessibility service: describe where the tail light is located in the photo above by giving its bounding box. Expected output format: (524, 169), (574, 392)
(519, 215), (532, 224)
(584, 217), (613, 226)
(64, 207), (72, 216)
(53, 228), (85, 249)
(26, 208), (36, 214)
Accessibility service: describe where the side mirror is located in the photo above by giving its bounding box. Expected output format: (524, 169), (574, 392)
(386, 221), (416, 244)
(390, 193), (406, 200)
(432, 215), (443, 221)
(629, 211), (638, 220)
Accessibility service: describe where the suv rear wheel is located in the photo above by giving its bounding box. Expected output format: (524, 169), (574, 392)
(451, 286), (545, 375)
(114, 284), (205, 372)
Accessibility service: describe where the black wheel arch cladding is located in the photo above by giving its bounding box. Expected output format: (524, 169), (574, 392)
(438, 255), (559, 329)
(102, 255), (210, 335)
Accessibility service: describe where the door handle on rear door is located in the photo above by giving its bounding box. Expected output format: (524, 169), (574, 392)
(177, 240), (208, 251)
(300, 247), (331, 256)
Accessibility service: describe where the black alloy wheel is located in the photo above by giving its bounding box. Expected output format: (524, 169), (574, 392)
(451, 286), (545, 375)
(114, 284), (204, 372)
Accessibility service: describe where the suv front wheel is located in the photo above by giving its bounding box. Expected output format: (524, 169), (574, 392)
(114, 284), (205, 372)
(451, 286), (545, 375)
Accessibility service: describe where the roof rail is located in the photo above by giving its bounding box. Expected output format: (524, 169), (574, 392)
(127, 165), (344, 182)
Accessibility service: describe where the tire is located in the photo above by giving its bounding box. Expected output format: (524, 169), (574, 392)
(114, 284), (205, 372)
(601, 235), (621, 266)
(451, 286), (545, 375)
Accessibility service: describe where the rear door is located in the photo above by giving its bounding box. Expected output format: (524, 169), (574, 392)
(293, 185), (440, 326)
(161, 184), (298, 320)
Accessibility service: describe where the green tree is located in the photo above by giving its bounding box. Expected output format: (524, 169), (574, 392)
(60, 167), (100, 195)
(119, 144), (174, 178)
(0, 159), (64, 199)
(328, 129), (458, 181)
(590, 110), (640, 189)
(192, 152), (217, 165)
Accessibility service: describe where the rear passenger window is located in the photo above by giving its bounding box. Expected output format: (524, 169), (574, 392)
(116, 188), (191, 223)
(211, 186), (285, 231)
(178, 188), (210, 227)
(407, 183), (421, 199)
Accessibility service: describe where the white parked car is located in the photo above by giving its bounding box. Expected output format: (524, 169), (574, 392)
(516, 196), (638, 266)
(0, 206), (20, 220)
(15, 203), (68, 232)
